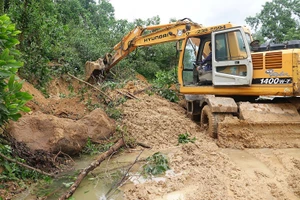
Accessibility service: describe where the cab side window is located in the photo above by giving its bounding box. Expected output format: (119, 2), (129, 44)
(215, 30), (248, 61)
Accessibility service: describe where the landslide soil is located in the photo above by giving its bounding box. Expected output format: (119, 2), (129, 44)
(119, 93), (300, 200)
(2, 75), (300, 200)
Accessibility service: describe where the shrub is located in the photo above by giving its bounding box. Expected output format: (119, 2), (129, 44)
(142, 152), (170, 177)
(153, 70), (179, 102)
(0, 15), (32, 125)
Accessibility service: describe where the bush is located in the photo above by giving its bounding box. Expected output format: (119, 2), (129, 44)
(142, 152), (170, 177)
(0, 15), (32, 125)
(178, 132), (196, 144)
(153, 70), (179, 102)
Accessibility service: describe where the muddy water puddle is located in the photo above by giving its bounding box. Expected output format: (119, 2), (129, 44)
(14, 148), (178, 200)
(72, 148), (181, 200)
(15, 147), (300, 200)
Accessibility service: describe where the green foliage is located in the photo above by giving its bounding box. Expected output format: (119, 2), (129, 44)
(105, 106), (123, 120)
(82, 137), (113, 155)
(142, 152), (170, 177)
(250, 30), (265, 43)
(178, 132), (196, 144)
(109, 16), (177, 81)
(5, 0), (118, 89)
(135, 61), (161, 80)
(246, 0), (300, 42)
(123, 42), (177, 80)
(0, 14), (32, 125)
(104, 89), (127, 120)
(3, 0), (179, 96)
(100, 81), (123, 91)
(153, 70), (179, 102)
(0, 144), (47, 181)
(8, 0), (62, 87)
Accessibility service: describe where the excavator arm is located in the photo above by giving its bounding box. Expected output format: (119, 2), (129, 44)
(85, 18), (202, 82)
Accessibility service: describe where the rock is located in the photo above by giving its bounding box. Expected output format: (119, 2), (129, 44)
(7, 109), (115, 156)
(79, 108), (116, 141)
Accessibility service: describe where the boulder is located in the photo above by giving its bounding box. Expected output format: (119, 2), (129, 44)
(7, 109), (116, 156)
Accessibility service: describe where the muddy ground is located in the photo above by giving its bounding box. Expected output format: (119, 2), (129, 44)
(119, 93), (300, 200)
(2, 75), (300, 200)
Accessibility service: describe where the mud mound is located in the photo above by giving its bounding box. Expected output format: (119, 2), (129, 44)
(22, 76), (95, 119)
(120, 94), (207, 150)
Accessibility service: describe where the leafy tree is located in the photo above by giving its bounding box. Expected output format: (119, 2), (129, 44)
(3, 0), (179, 95)
(0, 1), (4, 15)
(246, 0), (300, 42)
(5, 0), (117, 89)
(7, 0), (63, 89)
(0, 15), (32, 125)
(88, 0), (115, 29)
(55, 0), (85, 25)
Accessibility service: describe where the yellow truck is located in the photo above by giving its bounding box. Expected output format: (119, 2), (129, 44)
(85, 18), (300, 148)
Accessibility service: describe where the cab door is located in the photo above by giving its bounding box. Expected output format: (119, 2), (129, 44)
(211, 27), (253, 86)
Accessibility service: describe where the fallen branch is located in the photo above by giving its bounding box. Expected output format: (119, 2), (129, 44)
(105, 150), (144, 199)
(116, 89), (134, 99)
(58, 138), (125, 200)
(67, 72), (113, 102)
(96, 158), (147, 175)
(126, 91), (139, 100)
(0, 152), (54, 177)
(53, 150), (75, 164)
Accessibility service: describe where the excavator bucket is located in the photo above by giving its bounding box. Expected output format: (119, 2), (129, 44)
(84, 58), (106, 83)
(216, 102), (300, 148)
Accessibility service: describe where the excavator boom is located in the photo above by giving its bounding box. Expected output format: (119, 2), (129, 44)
(85, 18), (202, 82)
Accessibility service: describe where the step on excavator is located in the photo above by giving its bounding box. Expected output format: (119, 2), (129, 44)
(85, 18), (300, 148)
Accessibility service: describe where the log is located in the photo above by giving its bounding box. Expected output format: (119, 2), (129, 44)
(58, 138), (125, 200)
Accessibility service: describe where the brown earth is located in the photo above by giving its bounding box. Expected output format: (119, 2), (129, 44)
(1, 74), (300, 199)
(119, 93), (300, 200)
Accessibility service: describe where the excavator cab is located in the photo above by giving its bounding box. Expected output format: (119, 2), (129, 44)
(180, 27), (253, 87)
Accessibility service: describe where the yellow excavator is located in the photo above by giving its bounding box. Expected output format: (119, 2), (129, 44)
(85, 18), (300, 148)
